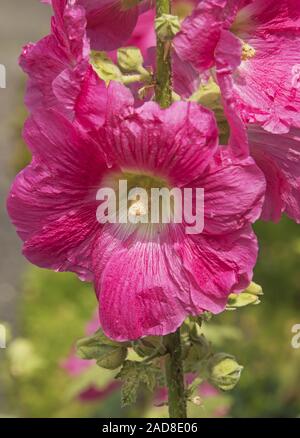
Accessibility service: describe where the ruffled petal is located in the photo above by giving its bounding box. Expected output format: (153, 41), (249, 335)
(21, 0), (100, 123)
(248, 125), (300, 222)
(78, 0), (140, 51)
(190, 149), (266, 235)
(99, 101), (219, 185)
(94, 222), (259, 341)
(7, 111), (108, 279)
(174, 0), (228, 72)
(93, 224), (192, 341)
(176, 226), (259, 306)
(216, 0), (300, 133)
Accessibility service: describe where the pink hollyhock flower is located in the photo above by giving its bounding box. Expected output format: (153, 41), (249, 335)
(175, 0), (300, 133)
(23, 0), (107, 126)
(175, 0), (300, 223)
(248, 125), (300, 222)
(42, 0), (153, 51)
(7, 84), (265, 341)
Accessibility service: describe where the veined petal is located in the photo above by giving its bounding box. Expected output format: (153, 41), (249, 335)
(190, 149), (266, 235)
(7, 111), (109, 279)
(99, 101), (219, 186)
(249, 125), (300, 223)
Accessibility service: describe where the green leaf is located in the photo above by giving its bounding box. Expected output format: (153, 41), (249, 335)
(116, 360), (161, 407)
(96, 347), (127, 370)
(76, 329), (129, 369)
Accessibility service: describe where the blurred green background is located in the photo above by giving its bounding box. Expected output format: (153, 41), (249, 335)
(0, 0), (300, 419)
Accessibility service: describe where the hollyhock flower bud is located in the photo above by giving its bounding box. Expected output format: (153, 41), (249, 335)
(245, 281), (263, 296)
(155, 14), (181, 41)
(118, 47), (144, 73)
(207, 353), (243, 391)
(226, 281), (263, 310)
(91, 51), (123, 84)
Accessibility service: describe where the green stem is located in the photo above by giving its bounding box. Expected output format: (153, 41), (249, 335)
(155, 0), (187, 419)
(155, 0), (172, 108)
(164, 329), (187, 418)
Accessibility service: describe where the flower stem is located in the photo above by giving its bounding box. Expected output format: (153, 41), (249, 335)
(164, 329), (187, 418)
(155, 0), (187, 419)
(155, 0), (172, 108)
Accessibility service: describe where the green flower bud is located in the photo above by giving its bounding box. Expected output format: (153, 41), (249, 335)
(245, 281), (263, 296)
(155, 14), (181, 41)
(227, 282), (263, 310)
(227, 292), (260, 309)
(191, 78), (229, 145)
(96, 346), (127, 370)
(207, 353), (243, 391)
(91, 51), (122, 84)
(118, 47), (144, 73)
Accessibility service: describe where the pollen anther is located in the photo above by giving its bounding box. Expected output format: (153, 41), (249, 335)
(241, 43), (256, 61)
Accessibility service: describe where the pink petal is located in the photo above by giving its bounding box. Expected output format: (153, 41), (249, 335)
(174, 0), (228, 72)
(7, 111), (108, 279)
(191, 149), (266, 235)
(78, 0), (140, 51)
(93, 224), (195, 341)
(100, 101), (219, 186)
(176, 226), (259, 303)
(248, 125), (300, 223)
(216, 0), (300, 133)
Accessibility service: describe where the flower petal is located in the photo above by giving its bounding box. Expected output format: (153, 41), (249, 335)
(7, 111), (108, 279)
(78, 0), (140, 51)
(176, 226), (259, 305)
(93, 224), (192, 341)
(99, 101), (219, 185)
(191, 149), (266, 235)
(248, 125), (300, 222)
